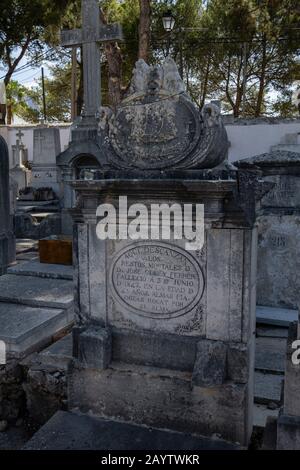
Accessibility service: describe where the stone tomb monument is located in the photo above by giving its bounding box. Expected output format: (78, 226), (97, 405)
(0, 136), (16, 275)
(235, 151), (300, 310)
(32, 127), (61, 195)
(10, 129), (31, 193)
(63, 60), (266, 447)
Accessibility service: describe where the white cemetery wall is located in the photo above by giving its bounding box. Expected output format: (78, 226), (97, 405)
(1, 118), (300, 169)
(0, 125), (71, 169)
(225, 117), (300, 162)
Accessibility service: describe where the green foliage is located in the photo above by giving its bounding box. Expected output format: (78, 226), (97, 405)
(1, 0), (299, 121)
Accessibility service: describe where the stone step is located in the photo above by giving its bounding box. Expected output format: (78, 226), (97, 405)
(256, 326), (288, 339)
(8, 260), (73, 281)
(38, 333), (73, 369)
(255, 336), (287, 374)
(256, 305), (298, 328)
(253, 404), (279, 429)
(254, 371), (283, 405)
(262, 416), (277, 449)
(0, 302), (74, 358)
(23, 410), (240, 450)
(0, 274), (73, 310)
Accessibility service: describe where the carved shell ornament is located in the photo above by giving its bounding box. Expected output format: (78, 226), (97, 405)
(104, 58), (229, 170)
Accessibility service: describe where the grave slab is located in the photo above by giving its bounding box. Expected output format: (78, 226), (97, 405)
(8, 260), (73, 280)
(254, 371), (283, 404)
(256, 306), (298, 327)
(0, 274), (73, 310)
(255, 337), (286, 373)
(23, 411), (239, 450)
(0, 303), (73, 357)
(256, 326), (288, 339)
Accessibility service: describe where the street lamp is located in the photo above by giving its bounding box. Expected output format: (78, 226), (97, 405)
(162, 10), (176, 33)
(162, 10), (175, 56)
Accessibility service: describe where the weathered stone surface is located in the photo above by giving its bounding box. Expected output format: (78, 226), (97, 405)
(105, 58), (228, 171)
(106, 239), (206, 338)
(256, 215), (300, 310)
(277, 413), (300, 450)
(0, 274), (73, 310)
(31, 128), (61, 194)
(255, 337), (286, 373)
(192, 340), (227, 387)
(111, 328), (198, 372)
(235, 150), (300, 169)
(77, 326), (112, 370)
(256, 325), (288, 338)
(262, 416), (277, 449)
(24, 410), (239, 450)
(8, 260), (73, 280)
(254, 371), (283, 405)
(253, 405), (279, 429)
(256, 305), (298, 327)
(227, 343), (250, 384)
(0, 361), (25, 423)
(110, 242), (205, 320)
(23, 362), (68, 427)
(235, 151), (300, 310)
(15, 213), (61, 240)
(0, 302), (73, 358)
(21, 334), (72, 427)
(68, 362), (251, 445)
(0, 135), (15, 275)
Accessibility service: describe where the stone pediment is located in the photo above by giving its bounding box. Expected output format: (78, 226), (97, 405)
(100, 58), (229, 171)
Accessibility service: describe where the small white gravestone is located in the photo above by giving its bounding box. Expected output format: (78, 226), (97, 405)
(31, 127), (61, 195)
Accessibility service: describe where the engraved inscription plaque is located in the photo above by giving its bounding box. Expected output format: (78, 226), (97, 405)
(110, 243), (205, 319)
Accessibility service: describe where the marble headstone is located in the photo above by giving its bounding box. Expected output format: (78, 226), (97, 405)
(63, 59), (267, 447)
(0, 136), (16, 275)
(235, 151), (300, 310)
(31, 127), (61, 195)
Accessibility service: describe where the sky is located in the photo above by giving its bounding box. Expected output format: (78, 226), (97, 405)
(0, 55), (52, 90)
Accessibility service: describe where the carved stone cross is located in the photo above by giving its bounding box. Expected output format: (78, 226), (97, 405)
(61, 0), (122, 118)
(16, 129), (24, 142)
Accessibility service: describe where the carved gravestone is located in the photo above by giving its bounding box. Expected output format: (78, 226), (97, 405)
(66, 59), (265, 446)
(235, 151), (300, 310)
(0, 136), (15, 275)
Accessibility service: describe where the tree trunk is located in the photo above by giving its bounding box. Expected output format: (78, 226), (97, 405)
(104, 42), (123, 109)
(100, 9), (123, 109)
(4, 35), (31, 87)
(138, 0), (151, 63)
(6, 104), (12, 125)
(255, 36), (267, 117)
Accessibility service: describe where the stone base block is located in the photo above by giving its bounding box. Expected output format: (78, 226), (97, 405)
(277, 413), (300, 450)
(68, 361), (252, 446)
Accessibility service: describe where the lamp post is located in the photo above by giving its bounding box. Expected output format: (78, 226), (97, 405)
(162, 10), (176, 56)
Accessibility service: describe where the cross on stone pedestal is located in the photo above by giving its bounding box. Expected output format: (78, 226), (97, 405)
(61, 0), (123, 118)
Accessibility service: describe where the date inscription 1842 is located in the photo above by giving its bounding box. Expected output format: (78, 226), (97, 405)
(111, 243), (204, 319)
